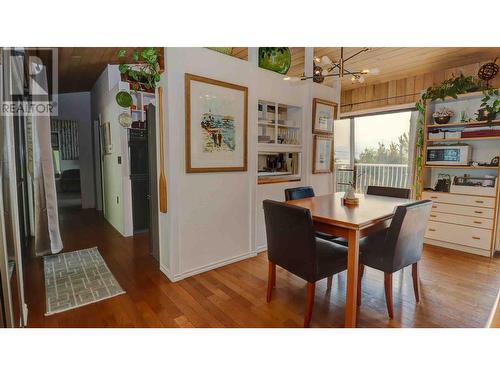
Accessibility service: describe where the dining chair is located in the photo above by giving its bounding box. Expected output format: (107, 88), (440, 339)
(284, 186), (338, 243)
(263, 200), (348, 327)
(356, 200), (433, 319)
(366, 185), (411, 199)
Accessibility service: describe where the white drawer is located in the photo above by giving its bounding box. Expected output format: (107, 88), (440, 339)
(430, 202), (495, 219)
(422, 191), (495, 208)
(425, 221), (492, 250)
(429, 211), (493, 229)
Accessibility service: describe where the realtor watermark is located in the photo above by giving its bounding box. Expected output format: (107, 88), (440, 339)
(1, 47), (58, 116)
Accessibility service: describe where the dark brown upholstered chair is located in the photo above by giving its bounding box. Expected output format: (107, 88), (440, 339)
(263, 200), (348, 327)
(284, 186), (337, 242)
(366, 185), (411, 199)
(357, 200), (432, 319)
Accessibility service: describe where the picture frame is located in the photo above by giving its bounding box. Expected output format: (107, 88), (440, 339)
(312, 98), (337, 135)
(185, 73), (248, 173)
(313, 135), (334, 174)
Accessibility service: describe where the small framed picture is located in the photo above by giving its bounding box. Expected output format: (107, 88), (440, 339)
(312, 98), (337, 134)
(185, 73), (248, 173)
(313, 135), (334, 174)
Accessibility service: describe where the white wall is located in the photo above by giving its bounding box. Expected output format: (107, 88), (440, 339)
(159, 48), (341, 281)
(90, 66), (133, 236)
(54, 92), (94, 208)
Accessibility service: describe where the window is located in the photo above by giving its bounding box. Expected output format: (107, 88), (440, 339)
(335, 110), (413, 193)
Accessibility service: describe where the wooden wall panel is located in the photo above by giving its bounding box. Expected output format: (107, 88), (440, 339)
(341, 60), (500, 113)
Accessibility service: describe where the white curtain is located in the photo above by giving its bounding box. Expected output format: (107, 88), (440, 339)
(31, 63), (63, 255)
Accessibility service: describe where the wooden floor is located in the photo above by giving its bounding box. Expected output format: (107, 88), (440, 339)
(24, 206), (500, 328)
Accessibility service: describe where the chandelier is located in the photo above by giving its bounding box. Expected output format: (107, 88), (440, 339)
(284, 47), (379, 83)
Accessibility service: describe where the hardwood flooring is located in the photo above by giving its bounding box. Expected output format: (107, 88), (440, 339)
(24, 206), (500, 328)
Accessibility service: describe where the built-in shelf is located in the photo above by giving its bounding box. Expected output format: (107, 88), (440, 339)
(426, 136), (500, 142)
(424, 165), (499, 169)
(427, 119), (500, 129)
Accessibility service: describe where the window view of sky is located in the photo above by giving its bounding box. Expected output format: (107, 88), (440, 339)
(355, 111), (411, 159)
(334, 111), (412, 165)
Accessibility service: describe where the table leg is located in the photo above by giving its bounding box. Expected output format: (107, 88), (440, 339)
(345, 229), (360, 328)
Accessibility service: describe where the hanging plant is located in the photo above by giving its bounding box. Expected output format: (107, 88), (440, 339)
(413, 74), (486, 198)
(117, 48), (161, 91)
(479, 88), (500, 122)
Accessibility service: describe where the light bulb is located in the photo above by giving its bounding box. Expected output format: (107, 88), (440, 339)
(283, 76), (291, 80)
(321, 69), (329, 76)
(361, 69), (370, 74)
(358, 76), (365, 83)
(321, 55), (332, 65)
(314, 56), (321, 63)
(351, 76), (356, 82)
(289, 76), (300, 83)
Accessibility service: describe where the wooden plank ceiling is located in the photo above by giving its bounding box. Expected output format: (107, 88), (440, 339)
(53, 47), (500, 93)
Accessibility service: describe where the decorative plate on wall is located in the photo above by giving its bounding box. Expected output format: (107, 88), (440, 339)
(258, 47), (291, 75)
(115, 91), (133, 108)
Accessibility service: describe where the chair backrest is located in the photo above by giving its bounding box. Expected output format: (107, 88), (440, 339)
(366, 185), (411, 199)
(263, 200), (317, 281)
(284, 186), (315, 201)
(384, 200), (433, 270)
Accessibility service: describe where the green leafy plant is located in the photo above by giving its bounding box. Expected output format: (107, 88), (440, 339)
(413, 74), (486, 198)
(480, 88), (500, 120)
(117, 48), (161, 90)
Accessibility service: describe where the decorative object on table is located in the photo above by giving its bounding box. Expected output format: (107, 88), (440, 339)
(115, 90), (133, 108)
(342, 185), (359, 206)
(312, 135), (333, 173)
(185, 73), (248, 173)
(433, 173), (452, 193)
(102, 121), (112, 154)
(479, 88), (500, 122)
(117, 48), (162, 92)
(118, 112), (133, 128)
(158, 86), (167, 213)
(432, 108), (454, 124)
(478, 58), (499, 87)
(285, 47), (379, 84)
(258, 48), (291, 75)
(312, 98), (337, 134)
(207, 47), (233, 56)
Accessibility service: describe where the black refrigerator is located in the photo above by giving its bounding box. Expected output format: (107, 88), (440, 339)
(129, 128), (149, 233)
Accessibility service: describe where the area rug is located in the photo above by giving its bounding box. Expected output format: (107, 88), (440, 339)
(43, 247), (125, 316)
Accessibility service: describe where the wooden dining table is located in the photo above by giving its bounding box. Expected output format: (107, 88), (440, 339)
(287, 192), (414, 327)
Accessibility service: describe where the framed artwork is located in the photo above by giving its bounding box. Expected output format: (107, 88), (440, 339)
(185, 73), (248, 173)
(313, 135), (334, 174)
(312, 98), (337, 135)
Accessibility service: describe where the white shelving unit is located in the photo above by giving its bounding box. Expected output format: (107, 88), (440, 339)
(421, 91), (500, 257)
(257, 100), (303, 184)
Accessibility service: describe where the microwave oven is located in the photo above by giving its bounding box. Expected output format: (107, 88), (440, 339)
(426, 145), (472, 165)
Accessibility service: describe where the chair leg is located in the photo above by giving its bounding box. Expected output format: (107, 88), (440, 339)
(304, 282), (316, 328)
(384, 272), (394, 319)
(412, 262), (420, 303)
(326, 276), (333, 290)
(266, 261), (276, 303)
(357, 264), (364, 306)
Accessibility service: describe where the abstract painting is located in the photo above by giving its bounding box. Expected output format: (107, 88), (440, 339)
(185, 74), (248, 172)
(312, 98), (337, 135)
(313, 135), (333, 173)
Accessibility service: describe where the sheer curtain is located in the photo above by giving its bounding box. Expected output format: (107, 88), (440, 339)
(30, 60), (63, 255)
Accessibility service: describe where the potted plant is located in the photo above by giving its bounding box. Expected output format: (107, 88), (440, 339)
(117, 48), (162, 92)
(479, 88), (500, 122)
(432, 108), (454, 124)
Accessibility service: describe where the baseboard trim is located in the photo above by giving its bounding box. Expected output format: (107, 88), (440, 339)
(256, 244), (267, 253)
(162, 251), (257, 282)
(425, 238), (490, 257)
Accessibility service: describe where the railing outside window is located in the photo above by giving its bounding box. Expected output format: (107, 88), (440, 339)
(336, 163), (410, 193)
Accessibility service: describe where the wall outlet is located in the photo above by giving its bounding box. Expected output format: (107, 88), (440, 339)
(118, 156), (122, 164)
(117, 196), (119, 204)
